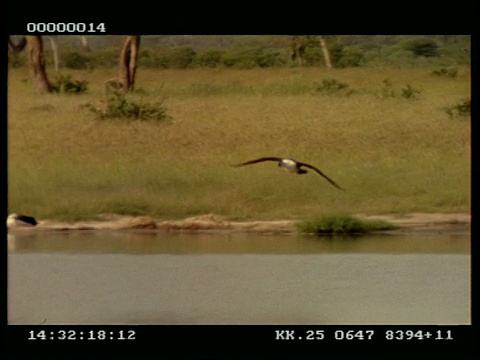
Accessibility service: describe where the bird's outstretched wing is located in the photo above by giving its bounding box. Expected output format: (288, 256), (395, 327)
(299, 162), (345, 191)
(233, 157), (283, 167)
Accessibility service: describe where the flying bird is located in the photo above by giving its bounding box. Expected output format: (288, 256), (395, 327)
(7, 213), (38, 228)
(233, 157), (344, 191)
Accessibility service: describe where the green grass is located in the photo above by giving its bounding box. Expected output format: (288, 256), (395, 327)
(8, 67), (471, 222)
(297, 215), (396, 235)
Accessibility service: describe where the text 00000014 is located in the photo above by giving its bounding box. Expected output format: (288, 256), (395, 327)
(26, 23), (106, 33)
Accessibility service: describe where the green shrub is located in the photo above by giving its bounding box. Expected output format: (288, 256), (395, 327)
(91, 47), (119, 68)
(257, 50), (286, 67)
(379, 79), (396, 98)
(138, 49), (169, 69)
(400, 84), (421, 99)
(336, 48), (364, 68)
(384, 48), (417, 67)
(192, 49), (225, 68)
(221, 47), (260, 69)
(84, 92), (170, 122)
(443, 98), (471, 117)
(8, 53), (27, 68)
(378, 80), (421, 99)
(401, 37), (439, 57)
(167, 47), (196, 69)
(303, 46), (322, 66)
(297, 215), (395, 235)
(62, 51), (91, 69)
(314, 78), (355, 95)
(221, 44), (287, 69)
(431, 67), (458, 77)
(301, 39), (346, 67)
(328, 42), (346, 67)
(51, 74), (88, 93)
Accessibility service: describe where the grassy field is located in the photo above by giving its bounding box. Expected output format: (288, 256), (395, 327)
(7, 66), (471, 222)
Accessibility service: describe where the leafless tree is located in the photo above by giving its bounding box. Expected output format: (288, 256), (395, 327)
(46, 36), (59, 71)
(9, 35), (53, 93)
(45, 36), (91, 71)
(290, 35), (332, 68)
(8, 36), (26, 52)
(79, 36), (91, 51)
(290, 36), (307, 66)
(104, 36), (141, 95)
(27, 36), (53, 93)
(319, 36), (332, 69)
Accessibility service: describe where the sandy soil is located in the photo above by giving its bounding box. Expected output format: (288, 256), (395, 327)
(8, 213), (471, 235)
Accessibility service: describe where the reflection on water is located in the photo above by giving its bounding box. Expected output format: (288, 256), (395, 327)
(7, 231), (471, 255)
(8, 231), (471, 325)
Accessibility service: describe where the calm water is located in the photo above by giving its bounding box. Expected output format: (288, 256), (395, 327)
(8, 231), (471, 324)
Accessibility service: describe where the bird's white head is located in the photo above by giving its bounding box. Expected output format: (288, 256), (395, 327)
(279, 158), (297, 172)
(7, 214), (18, 228)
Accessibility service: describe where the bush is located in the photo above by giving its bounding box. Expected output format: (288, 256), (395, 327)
(378, 80), (421, 99)
(328, 42), (346, 67)
(297, 215), (395, 235)
(221, 47), (260, 69)
(192, 49), (225, 68)
(379, 79), (396, 98)
(221, 44), (287, 69)
(400, 84), (421, 99)
(84, 92), (170, 122)
(138, 49), (169, 69)
(257, 50), (286, 67)
(314, 78), (355, 96)
(336, 48), (364, 68)
(443, 98), (471, 118)
(92, 47), (119, 68)
(168, 47), (196, 69)
(51, 74), (88, 93)
(8, 53), (27, 68)
(62, 51), (91, 69)
(431, 67), (458, 77)
(303, 45), (322, 66)
(401, 37), (439, 57)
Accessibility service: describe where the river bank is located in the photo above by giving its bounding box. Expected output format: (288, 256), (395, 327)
(7, 213), (470, 235)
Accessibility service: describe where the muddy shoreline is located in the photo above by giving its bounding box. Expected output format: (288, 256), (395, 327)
(8, 213), (471, 236)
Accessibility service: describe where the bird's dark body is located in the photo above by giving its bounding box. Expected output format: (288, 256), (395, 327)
(17, 215), (38, 226)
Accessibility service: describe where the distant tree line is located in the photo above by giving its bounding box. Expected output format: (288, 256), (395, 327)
(8, 35), (470, 70)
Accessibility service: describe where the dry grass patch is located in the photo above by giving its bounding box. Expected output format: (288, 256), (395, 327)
(8, 67), (470, 221)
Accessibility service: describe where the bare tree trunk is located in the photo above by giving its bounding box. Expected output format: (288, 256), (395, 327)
(290, 36), (306, 66)
(8, 36), (27, 53)
(118, 35), (141, 92)
(46, 36), (59, 71)
(319, 36), (332, 69)
(26, 36), (53, 94)
(79, 36), (91, 51)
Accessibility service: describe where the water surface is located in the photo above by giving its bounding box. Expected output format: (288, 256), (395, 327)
(8, 232), (470, 324)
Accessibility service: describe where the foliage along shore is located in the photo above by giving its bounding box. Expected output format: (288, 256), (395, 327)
(7, 213), (471, 236)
